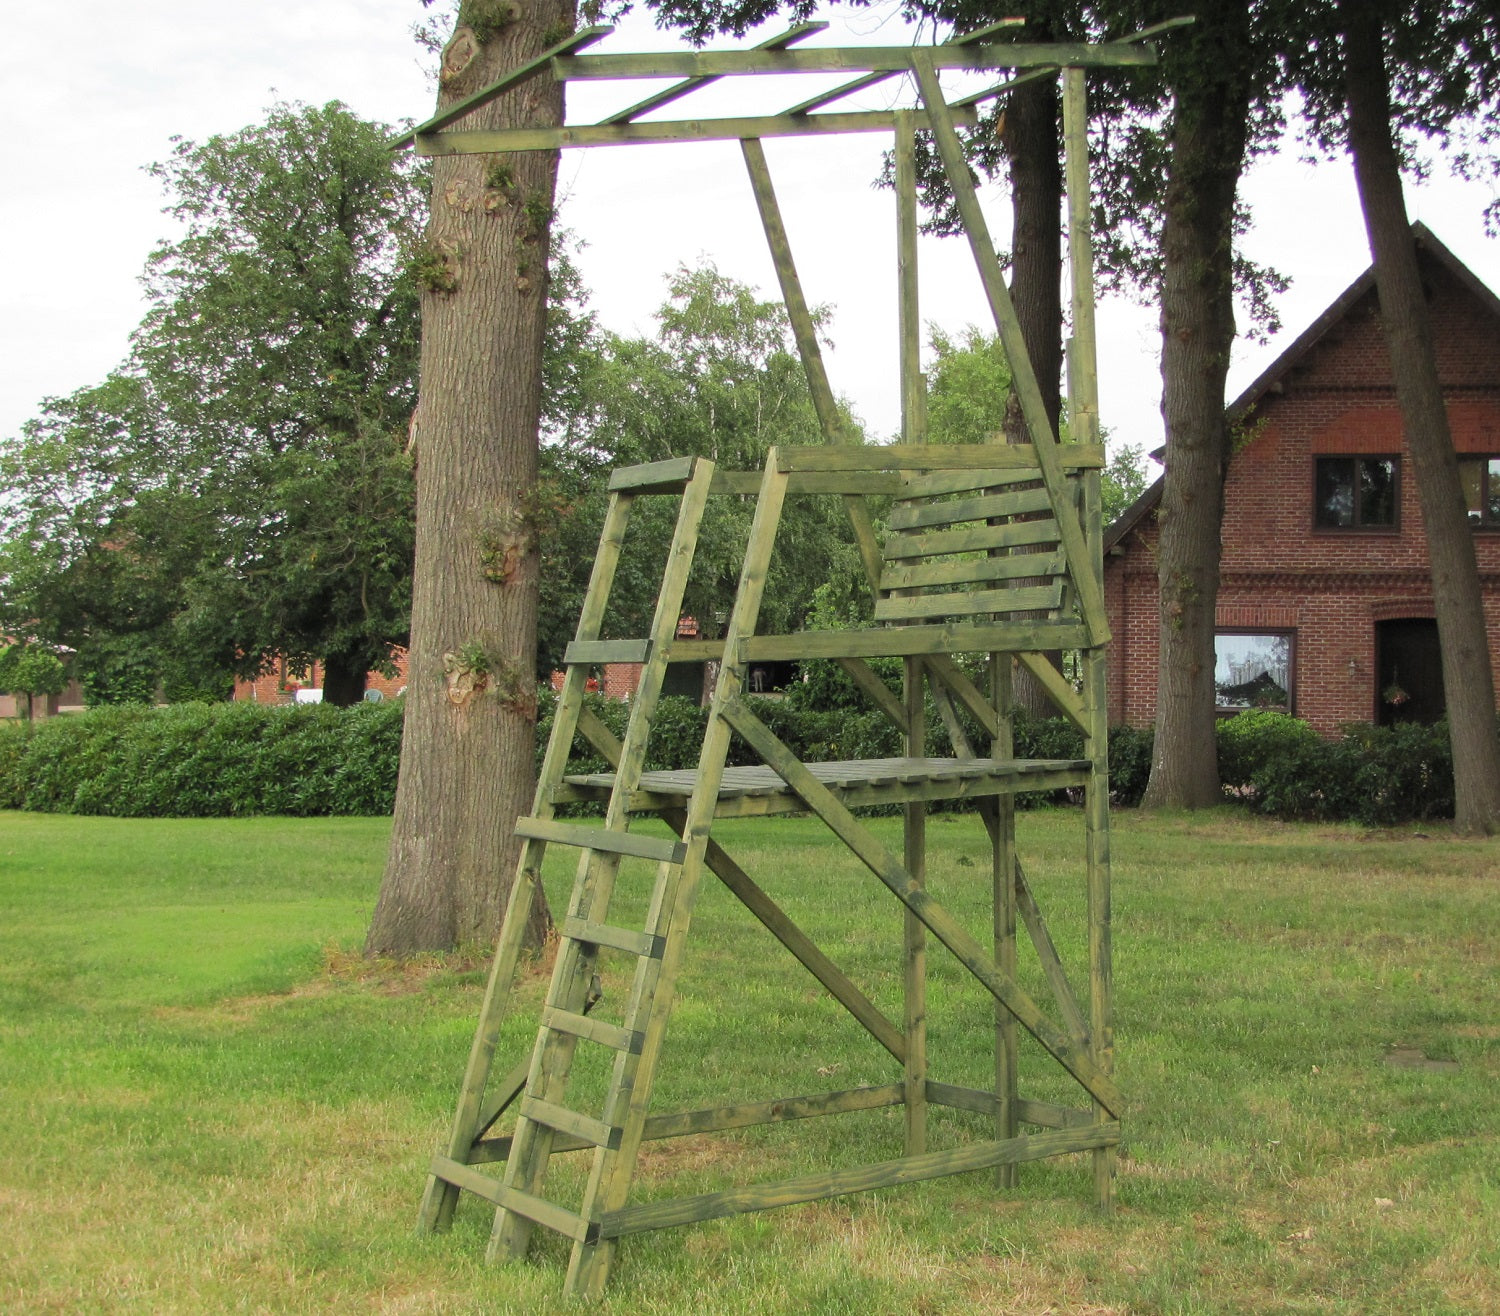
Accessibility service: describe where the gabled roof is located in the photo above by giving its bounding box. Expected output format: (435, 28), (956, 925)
(1102, 223), (1500, 554)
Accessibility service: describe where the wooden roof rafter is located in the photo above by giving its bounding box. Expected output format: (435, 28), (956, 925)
(391, 19), (1181, 156)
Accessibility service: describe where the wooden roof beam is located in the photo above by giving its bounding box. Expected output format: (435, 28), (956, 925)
(600, 21), (828, 126)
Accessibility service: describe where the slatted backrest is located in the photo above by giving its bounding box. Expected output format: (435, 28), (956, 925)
(875, 465), (1078, 626)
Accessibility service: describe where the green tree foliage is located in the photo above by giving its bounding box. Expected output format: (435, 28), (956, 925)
(535, 263), (860, 673)
(0, 642), (66, 723)
(0, 102), (425, 706)
(923, 325), (1149, 521)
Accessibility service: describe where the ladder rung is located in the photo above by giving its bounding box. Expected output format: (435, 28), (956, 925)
(542, 1005), (644, 1054)
(564, 638), (652, 665)
(563, 917), (666, 959)
(515, 818), (686, 865)
(520, 1096), (622, 1150)
(428, 1156), (596, 1243)
(607, 456), (698, 491)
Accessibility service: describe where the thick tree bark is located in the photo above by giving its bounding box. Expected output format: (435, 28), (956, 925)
(366, 5), (571, 954)
(1001, 72), (1066, 718)
(1342, 0), (1500, 835)
(1141, 5), (1254, 809)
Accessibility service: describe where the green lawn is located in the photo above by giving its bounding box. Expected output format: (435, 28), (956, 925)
(1, 808), (1495, 1314)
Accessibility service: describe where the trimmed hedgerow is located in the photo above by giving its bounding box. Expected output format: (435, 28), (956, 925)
(0, 690), (1467, 826)
(0, 700), (405, 817)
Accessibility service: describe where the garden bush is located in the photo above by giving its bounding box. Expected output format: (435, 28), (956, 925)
(0, 700), (404, 817)
(0, 687), (1470, 826)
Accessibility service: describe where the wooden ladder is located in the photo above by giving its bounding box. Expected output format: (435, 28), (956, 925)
(417, 455), (718, 1291)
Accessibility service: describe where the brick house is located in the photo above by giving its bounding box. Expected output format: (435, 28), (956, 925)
(233, 652), (410, 704)
(1104, 224), (1500, 736)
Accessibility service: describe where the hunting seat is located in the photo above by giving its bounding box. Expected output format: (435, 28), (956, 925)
(395, 14), (1157, 1299)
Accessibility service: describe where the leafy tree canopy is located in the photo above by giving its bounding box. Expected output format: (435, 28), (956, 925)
(536, 263), (862, 673)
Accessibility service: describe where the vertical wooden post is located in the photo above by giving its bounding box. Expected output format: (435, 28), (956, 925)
(1064, 64), (1114, 1213)
(990, 654), (1018, 1186)
(902, 656), (928, 1155)
(895, 109), (927, 443)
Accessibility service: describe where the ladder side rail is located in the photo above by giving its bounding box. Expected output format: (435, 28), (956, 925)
(418, 485), (640, 1233)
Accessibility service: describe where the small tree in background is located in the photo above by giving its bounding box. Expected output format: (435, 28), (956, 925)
(0, 643), (67, 725)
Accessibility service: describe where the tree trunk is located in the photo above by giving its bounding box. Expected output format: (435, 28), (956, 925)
(366, 6), (570, 954)
(1141, 5), (1254, 810)
(1001, 71), (1065, 719)
(1342, 0), (1500, 835)
(321, 651), (367, 708)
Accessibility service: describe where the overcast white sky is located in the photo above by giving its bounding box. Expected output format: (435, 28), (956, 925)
(2, 1), (1496, 457)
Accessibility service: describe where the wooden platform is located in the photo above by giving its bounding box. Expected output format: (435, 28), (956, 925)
(554, 755), (1091, 816)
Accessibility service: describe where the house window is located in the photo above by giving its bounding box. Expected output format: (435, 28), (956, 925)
(1314, 456), (1397, 529)
(1458, 457), (1500, 527)
(1215, 632), (1292, 713)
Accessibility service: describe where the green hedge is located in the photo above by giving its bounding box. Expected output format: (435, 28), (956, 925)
(0, 701), (404, 817)
(0, 694), (1466, 826)
(1216, 710), (1456, 825)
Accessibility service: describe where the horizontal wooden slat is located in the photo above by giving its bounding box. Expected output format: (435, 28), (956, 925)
(874, 580), (1065, 623)
(428, 1156), (596, 1243)
(741, 620), (1089, 661)
(541, 1005), (643, 1053)
(467, 1084), (910, 1165)
(883, 518), (1059, 561)
(599, 1125), (1122, 1238)
(898, 465), (1045, 497)
(888, 484), (1053, 531)
(520, 1096), (622, 1150)
(607, 456), (698, 491)
(562, 917), (664, 959)
(554, 43), (1155, 83)
(922, 1083), (1094, 1129)
(563, 638), (652, 665)
(777, 442), (1104, 473)
(880, 549), (1068, 593)
(514, 817), (685, 864)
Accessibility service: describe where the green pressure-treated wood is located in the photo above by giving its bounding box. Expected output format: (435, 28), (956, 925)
(721, 698), (1121, 1116)
(601, 22), (827, 125)
(469, 1085), (909, 1164)
(881, 548), (1068, 594)
(1015, 650), (1089, 731)
(514, 817), (686, 865)
(777, 442), (1104, 472)
(782, 18), (1024, 117)
(552, 43), (1154, 83)
(607, 456), (698, 491)
(874, 581), (1066, 623)
(492, 462), (716, 1264)
(393, 25), (614, 149)
(415, 104), (985, 155)
(417, 16), (1132, 1282)
(902, 656), (928, 1155)
(889, 484), (1055, 530)
(923, 653), (1001, 740)
(910, 55), (1111, 650)
(741, 137), (884, 590)
(599, 1125), (1121, 1238)
(835, 657), (908, 733)
(742, 620), (1090, 662)
(896, 110), (926, 445)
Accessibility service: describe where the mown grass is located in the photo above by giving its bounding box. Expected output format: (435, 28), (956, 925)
(1, 808), (1496, 1314)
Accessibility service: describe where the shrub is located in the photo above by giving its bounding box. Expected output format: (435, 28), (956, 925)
(1, 700), (404, 817)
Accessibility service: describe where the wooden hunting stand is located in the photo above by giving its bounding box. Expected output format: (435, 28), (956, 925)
(400, 18), (1174, 1298)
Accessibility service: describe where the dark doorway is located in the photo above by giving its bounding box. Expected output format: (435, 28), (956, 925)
(1376, 618), (1445, 725)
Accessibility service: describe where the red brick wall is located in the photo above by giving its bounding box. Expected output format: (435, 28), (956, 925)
(233, 650), (410, 703)
(1105, 258), (1500, 735)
